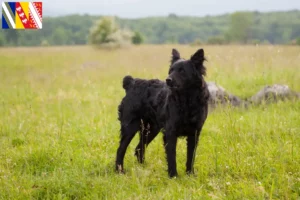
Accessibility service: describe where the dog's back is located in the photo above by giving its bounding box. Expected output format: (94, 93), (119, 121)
(118, 75), (168, 127)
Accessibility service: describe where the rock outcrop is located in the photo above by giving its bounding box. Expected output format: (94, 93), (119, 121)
(250, 84), (300, 104)
(206, 83), (299, 108)
(207, 82), (245, 108)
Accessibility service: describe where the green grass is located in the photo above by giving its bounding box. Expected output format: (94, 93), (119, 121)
(0, 45), (299, 199)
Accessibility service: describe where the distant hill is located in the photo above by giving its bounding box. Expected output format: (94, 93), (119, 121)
(0, 10), (299, 46)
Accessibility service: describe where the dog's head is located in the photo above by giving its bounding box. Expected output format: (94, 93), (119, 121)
(166, 48), (206, 90)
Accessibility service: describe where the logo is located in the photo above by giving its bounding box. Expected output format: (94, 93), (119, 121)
(2, 2), (42, 29)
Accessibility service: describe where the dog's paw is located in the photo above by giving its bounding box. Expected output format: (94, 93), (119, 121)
(134, 150), (144, 164)
(168, 172), (178, 179)
(186, 171), (197, 177)
(116, 164), (125, 174)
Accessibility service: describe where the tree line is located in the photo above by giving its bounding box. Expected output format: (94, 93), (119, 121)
(0, 10), (299, 46)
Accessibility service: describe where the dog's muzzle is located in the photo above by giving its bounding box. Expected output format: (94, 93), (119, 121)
(166, 77), (173, 87)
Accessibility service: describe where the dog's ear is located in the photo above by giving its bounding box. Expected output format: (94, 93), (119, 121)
(171, 49), (180, 64)
(191, 49), (205, 64)
(191, 49), (206, 75)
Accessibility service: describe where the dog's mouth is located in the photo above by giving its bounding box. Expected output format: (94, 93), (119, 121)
(166, 78), (180, 89)
(167, 83), (179, 89)
(166, 81), (174, 87)
(168, 85), (179, 89)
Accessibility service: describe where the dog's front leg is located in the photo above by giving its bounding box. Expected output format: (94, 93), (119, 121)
(164, 133), (178, 178)
(186, 133), (199, 174)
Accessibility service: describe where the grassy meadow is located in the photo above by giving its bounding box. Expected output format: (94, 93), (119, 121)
(0, 45), (299, 199)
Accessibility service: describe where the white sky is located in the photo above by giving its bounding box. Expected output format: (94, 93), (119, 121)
(19, 0), (300, 17)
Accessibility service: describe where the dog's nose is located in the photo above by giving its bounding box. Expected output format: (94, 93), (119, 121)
(166, 77), (172, 85)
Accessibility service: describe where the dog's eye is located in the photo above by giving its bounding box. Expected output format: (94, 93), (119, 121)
(178, 68), (184, 73)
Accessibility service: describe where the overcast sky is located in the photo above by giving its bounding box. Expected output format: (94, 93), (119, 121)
(42, 0), (300, 17)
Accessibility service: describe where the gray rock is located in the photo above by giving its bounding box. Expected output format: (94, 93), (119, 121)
(207, 82), (244, 108)
(250, 84), (300, 104)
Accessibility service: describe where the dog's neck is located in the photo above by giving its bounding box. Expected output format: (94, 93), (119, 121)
(170, 80), (205, 93)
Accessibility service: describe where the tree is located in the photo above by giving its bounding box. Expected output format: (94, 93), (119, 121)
(207, 36), (227, 45)
(41, 39), (49, 46)
(0, 10), (299, 47)
(0, 34), (4, 46)
(168, 13), (178, 19)
(89, 17), (118, 45)
(89, 17), (133, 48)
(132, 31), (143, 44)
(52, 27), (68, 45)
(296, 37), (300, 45)
(227, 12), (254, 44)
(3, 30), (19, 46)
(190, 39), (202, 46)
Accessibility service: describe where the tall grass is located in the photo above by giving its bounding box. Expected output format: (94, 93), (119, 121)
(0, 45), (299, 199)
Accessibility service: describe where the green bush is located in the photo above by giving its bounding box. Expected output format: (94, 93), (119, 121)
(207, 36), (227, 45)
(0, 35), (4, 46)
(190, 39), (202, 46)
(132, 31), (144, 44)
(89, 17), (133, 48)
(296, 37), (300, 45)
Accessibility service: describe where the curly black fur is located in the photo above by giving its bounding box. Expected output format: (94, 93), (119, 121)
(115, 48), (209, 177)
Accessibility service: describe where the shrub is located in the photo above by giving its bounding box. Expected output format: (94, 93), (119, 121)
(89, 16), (133, 49)
(190, 39), (202, 46)
(132, 31), (144, 45)
(207, 36), (227, 45)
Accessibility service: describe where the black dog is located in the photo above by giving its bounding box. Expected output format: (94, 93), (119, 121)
(116, 48), (209, 177)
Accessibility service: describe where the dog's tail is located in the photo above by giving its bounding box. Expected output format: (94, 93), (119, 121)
(122, 75), (134, 90)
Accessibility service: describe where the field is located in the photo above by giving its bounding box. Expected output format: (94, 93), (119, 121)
(0, 45), (300, 199)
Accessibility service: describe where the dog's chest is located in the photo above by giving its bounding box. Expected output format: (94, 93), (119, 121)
(167, 99), (203, 135)
(177, 109), (200, 131)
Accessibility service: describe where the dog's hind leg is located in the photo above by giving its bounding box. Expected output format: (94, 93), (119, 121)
(135, 121), (160, 163)
(115, 119), (140, 173)
(186, 132), (200, 174)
